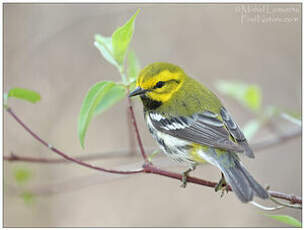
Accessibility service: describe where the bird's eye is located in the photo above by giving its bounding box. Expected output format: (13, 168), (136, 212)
(155, 81), (165, 88)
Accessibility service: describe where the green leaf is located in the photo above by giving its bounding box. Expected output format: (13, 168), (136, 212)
(127, 50), (140, 84)
(94, 84), (126, 115)
(242, 119), (261, 141)
(14, 168), (31, 185)
(215, 81), (262, 112)
(8, 88), (41, 103)
(264, 214), (301, 227)
(112, 9), (140, 66)
(94, 34), (119, 68)
(244, 85), (261, 111)
(78, 81), (126, 148)
(21, 191), (35, 205)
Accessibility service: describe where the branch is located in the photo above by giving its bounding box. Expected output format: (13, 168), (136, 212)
(127, 89), (149, 164)
(249, 201), (284, 211)
(127, 106), (137, 156)
(268, 190), (302, 205)
(143, 164), (301, 205)
(5, 107), (143, 175)
(4, 127), (300, 164)
(269, 196), (301, 209)
(5, 157), (177, 196)
(251, 128), (301, 151)
(4, 150), (136, 163)
(6, 161), (145, 196)
(5, 106), (301, 205)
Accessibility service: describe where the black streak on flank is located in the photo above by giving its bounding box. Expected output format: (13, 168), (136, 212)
(177, 145), (192, 151)
(148, 126), (153, 134)
(158, 138), (172, 154)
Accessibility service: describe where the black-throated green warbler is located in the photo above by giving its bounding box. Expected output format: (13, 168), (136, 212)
(129, 62), (269, 202)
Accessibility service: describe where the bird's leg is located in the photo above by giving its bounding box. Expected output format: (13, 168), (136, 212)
(181, 165), (196, 188)
(215, 173), (228, 197)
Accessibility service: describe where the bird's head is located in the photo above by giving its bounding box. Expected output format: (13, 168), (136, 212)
(129, 62), (186, 104)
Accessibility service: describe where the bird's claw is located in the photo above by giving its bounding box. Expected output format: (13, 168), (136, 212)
(220, 185), (229, 198)
(180, 169), (191, 188)
(215, 173), (228, 197)
(180, 166), (196, 188)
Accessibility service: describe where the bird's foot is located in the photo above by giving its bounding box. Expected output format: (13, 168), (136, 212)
(215, 173), (228, 197)
(220, 185), (229, 198)
(180, 166), (196, 188)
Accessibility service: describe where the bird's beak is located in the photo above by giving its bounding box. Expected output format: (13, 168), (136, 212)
(129, 87), (148, 97)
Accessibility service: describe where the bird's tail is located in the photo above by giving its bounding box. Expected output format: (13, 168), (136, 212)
(220, 158), (269, 203)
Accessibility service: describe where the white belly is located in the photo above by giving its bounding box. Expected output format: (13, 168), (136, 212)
(146, 113), (196, 166)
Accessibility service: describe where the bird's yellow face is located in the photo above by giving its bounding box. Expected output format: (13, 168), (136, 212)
(129, 63), (185, 103)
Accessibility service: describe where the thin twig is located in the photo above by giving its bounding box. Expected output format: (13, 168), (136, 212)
(251, 128), (301, 151)
(249, 201), (284, 211)
(127, 90), (149, 164)
(127, 106), (136, 156)
(268, 190), (302, 204)
(269, 196), (302, 209)
(5, 157), (176, 196)
(4, 127), (301, 164)
(5, 107), (143, 175)
(4, 150), (136, 163)
(6, 161), (145, 196)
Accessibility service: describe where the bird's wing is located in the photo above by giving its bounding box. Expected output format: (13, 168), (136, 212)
(220, 107), (254, 158)
(148, 110), (245, 153)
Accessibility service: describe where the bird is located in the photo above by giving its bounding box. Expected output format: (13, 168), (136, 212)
(128, 62), (269, 203)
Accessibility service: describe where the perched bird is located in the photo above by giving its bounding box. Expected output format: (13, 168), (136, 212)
(129, 62), (269, 203)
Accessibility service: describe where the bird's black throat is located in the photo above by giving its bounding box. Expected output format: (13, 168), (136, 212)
(140, 95), (162, 110)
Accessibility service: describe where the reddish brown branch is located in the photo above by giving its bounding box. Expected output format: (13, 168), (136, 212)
(127, 91), (149, 164)
(127, 106), (136, 156)
(5, 107), (143, 175)
(3, 152), (303, 204)
(143, 164), (220, 188)
(4, 106), (301, 205)
(4, 128), (300, 164)
(143, 164), (301, 204)
(268, 190), (302, 204)
(4, 150), (135, 163)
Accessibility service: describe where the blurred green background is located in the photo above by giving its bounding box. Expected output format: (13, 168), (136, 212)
(4, 3), (301, 227)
